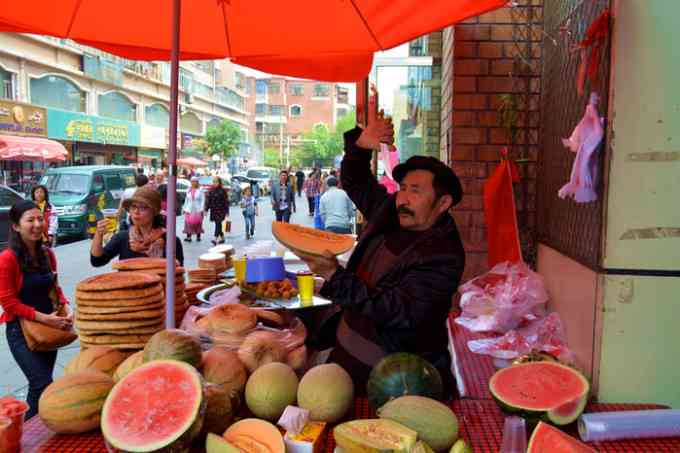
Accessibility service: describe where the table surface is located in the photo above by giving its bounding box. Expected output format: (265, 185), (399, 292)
(21, 399), (680, 452)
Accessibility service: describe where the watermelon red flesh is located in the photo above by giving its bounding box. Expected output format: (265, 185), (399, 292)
(489, 362), (589, 425)
(102, 360), (204, 451)
(528, 422), (596, 453)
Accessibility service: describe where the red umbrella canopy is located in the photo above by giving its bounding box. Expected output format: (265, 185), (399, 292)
(0, 0), (506, 81)
(0, 135), (68, 162)
(177, 157), (208, 167)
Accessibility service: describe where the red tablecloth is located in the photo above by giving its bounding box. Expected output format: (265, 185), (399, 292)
(22, 399), (680, 453)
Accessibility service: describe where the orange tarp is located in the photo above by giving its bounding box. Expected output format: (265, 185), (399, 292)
(0, 0), (506, 81)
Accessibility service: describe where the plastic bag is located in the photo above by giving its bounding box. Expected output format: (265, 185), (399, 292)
(455, 261), (549, 333)
(467, 312), (575, 363)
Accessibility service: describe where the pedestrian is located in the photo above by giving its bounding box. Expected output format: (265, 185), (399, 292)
(182, 177), (205, 242)
(240, 186), (258, 240)
(271, 170), (296, 223)
(30, 185), (57, 247)
(303, 169), (321, 216)
(205, 176), (230, 245)
(0, 200), (72, 418)
(230, 177), (242, 205)
(118, 174), (149, 231)
(319, 176), (354, 234)
(295, 168), (305, 197)
(90, 187), (184, 266)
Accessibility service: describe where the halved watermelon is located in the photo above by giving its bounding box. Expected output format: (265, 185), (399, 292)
(528, 422), (596, 453)
(101, 360), (205, 452)
(489, 362), (589, 425)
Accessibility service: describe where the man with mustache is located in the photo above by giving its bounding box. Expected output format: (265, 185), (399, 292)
(294, 109), (465, 395)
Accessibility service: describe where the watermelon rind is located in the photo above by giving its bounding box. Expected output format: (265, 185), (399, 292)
(101, 360), (206, 453)
(489, 362), (589, 426)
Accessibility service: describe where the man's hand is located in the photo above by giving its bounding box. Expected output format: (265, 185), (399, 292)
(356, 110), (395, 151)
(291, 248), (339, 281)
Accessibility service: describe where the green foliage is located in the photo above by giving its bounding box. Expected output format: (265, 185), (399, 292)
(292, 111), (356, 167)
(205, 120), (242, 159)
(263, 148), (282, 168)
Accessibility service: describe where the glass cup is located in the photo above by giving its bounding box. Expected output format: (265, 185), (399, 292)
(101, 209), (119, 234)
(500, 416), (527, 453)
(233, 257), (247, 284)
(296, 271), (314, 304)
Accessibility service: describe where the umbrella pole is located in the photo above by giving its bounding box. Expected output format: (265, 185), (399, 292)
(165, 0), (182, 329)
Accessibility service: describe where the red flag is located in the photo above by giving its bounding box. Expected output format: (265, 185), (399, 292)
(483, 149), (522, 267)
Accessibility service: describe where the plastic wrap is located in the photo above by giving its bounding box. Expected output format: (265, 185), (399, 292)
(456, 261), (549, 333)
(467, 313), (574, 363)
(578, 410), (680, 442)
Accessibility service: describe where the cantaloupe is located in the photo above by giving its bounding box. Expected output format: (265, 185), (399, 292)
(297, 364), (354, 423)
(64, 346), (129, 377)
(38, 370), (114, 433)
(272, 221), (354, 256)
(143, 329), (203, 368)
(112, 350), (144, 382)
(333, 419), (418, 453)
(245, 362), (298, 421)
(224, 418), (285, 453)
(202, 347), (248, 396)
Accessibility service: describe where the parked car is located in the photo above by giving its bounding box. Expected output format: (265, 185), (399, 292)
(0, 185), (25, 249)
(40, 165), (136, 239)
(245, 166), (277, 195)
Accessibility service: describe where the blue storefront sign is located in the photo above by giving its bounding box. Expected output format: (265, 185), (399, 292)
(47, 108), (140, 146)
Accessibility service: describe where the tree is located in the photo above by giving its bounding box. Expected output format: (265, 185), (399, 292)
(293, 110), (356, 168)
(263, 147), (281, 168)
(205, 120), (242, 160)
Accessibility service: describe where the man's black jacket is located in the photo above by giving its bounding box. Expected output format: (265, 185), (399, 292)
(320, 127), (466, 377)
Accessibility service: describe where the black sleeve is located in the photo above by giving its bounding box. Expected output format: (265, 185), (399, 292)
(319, 253), (464, 330)
(90, 232), (125, 267)
(340, 127), (389, 221)
(175, 237), (185, 266)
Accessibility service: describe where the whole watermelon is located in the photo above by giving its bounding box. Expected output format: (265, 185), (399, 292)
(367, 353), (443, 410)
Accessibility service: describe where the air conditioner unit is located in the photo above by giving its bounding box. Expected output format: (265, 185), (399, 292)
(185, 93), (194, 104)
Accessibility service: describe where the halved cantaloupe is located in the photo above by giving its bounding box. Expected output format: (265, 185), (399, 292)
(223, 418), (285, 453)
(272, 222), (354, 256)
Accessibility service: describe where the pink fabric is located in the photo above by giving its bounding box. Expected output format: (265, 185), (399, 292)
(378, 143), (399, 194)
(558, 92), (604, 203)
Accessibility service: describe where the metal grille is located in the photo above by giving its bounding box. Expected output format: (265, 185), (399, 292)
(537, 0), (611, 270)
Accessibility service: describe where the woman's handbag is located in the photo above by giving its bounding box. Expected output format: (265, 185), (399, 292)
(223, 219), (232, 233)
(20, 285), (76, 352)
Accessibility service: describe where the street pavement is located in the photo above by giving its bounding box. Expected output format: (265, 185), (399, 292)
(0, 194), (315, 399)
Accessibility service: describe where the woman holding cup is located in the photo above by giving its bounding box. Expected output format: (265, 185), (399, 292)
(90, 187), (184, 266)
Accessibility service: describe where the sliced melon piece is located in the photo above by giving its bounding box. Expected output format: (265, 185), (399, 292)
(528, 422), (597, 453)
(450, 439), (472, 453)
(101, 360), (205, 452)
(272, 221), (354, 256)
(489, 362), (589, 425)
(333, 419), (418, 453)
(206, 432), (241, 453)
(224, 418), (285, 453)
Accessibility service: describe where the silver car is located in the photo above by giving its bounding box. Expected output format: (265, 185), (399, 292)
(0, 185), (25, 249)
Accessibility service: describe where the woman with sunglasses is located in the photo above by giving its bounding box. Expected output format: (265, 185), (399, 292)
(90, 187), (184, 266)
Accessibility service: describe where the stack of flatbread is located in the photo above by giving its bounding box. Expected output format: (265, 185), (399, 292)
(187, 268), (221, 285)
(112, 257), (188, 327)
(208, 244), (235, 270)
(185, 282), (208, 306)
(75, 272), (164, 349)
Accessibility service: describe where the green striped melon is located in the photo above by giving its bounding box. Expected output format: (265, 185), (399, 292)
(38, 370), (114, 433)
(143, 329), (202, 368)
(64, 346), (129, 377)
(112, 350), (144, 382)
(378, 396), (458, 451)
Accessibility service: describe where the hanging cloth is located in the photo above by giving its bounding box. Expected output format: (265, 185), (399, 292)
(378, 143), (400, 194)
(558, 92), (604, 203)
(576, 8), (610, 97)
(483, 148), (522, 267)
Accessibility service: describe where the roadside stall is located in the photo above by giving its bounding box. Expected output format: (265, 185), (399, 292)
(1, 0), (680, 452)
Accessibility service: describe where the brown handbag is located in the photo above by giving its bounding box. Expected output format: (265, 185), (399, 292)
(20, 281), (76, 352)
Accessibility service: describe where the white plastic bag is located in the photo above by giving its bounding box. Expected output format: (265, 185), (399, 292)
(455, 261), (549, 333)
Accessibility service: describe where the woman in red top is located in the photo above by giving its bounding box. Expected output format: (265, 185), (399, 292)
(0, 200), (71, 418)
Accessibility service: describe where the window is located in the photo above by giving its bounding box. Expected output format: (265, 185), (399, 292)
(98, 92), (136, 122)
(0, 68), (14, 100)
(270, 105), (283, 116)
(269, 83), (280, 94)
(256, 122), (263, 132)
(30, 75), (86, 112)
(288, 83), (303, 96)
(121, 173), (135, 188)
(255, 103), (266, 115)
(207, 118), (221, 131)
(92, 175), (105, 193)
(43, 174), (90, 195)
(145, 103), (170, 128)
(180, 112), (202, 134)
(256, 80), (267, 95)
(290, 105), (302, 117)
(0, 186), (22, 207)
(235, 72), (245, 90)
(104, 174), (123, 191)
(313, 84), (330, 97)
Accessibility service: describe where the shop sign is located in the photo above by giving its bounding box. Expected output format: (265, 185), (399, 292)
(0, 100), (47, 137)
(47, 108), (140, 146)
(181, 132), (207, 151)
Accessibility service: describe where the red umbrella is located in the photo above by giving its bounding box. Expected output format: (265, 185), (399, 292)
(177, 157), (208, 167)
(0, 135), (68, 162)
(0, 0), (506, 328)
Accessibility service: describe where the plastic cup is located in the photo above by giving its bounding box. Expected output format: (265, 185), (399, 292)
(234, 257), (247, 284)
(0, 398), (28, 453)
(296, 271), (314, 303)
(500, 416), (527, 453)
